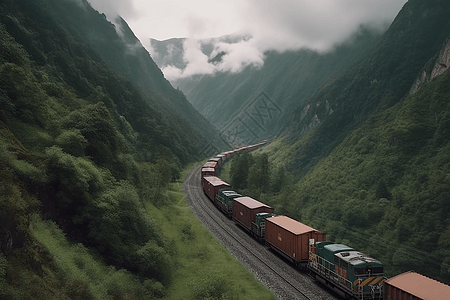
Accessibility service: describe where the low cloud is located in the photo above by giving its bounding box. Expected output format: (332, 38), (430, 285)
(162, 37), (265, 80)
(241, 0), (405, 53)
(87, 0), (408, 80)
(161, 0), (407, 80)
(88, 0), (140, 21)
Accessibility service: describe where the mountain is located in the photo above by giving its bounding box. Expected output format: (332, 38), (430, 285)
(282, 0), (450, 174)
(157, 26), (383, 150)
(151, 38), (186, 70)
(150, 34), (251, 71)
(161, 0), (450, 175)
(219, 0), (450, 283)
(262, 37), (450, 281)
(8, 0), (217, 162)
(0, 0), (223, 298)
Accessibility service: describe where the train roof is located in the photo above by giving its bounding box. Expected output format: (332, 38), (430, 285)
(203, 161), (217, 168)
(324, 243), (354, 253)
(335, 251), (382, 268)
(201, 167), (215, 171)
(203, 176), (229, 186)
(266, 215), (319, 235)
(234, 196), (272, 210)
(384, 271), (450, 300)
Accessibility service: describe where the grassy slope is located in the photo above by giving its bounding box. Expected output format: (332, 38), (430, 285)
(30, 164), (276, 300)
(149, 165), (275, 299)
(0, 4), (274, 298)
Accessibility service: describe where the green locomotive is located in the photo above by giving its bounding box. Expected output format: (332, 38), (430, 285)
(214, 188), (242, 218)
(309, 241), (385, 300)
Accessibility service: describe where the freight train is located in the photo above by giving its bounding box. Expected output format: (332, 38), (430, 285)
(199, 141), (450, 300)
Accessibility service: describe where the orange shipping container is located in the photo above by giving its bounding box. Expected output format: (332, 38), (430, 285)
(203, 161), (218, 173)
(208, 157), (222, 169)
(384, 271), (450, 300)
(232, 197), (274, 231)
(202, 176), (230, 201)
(201, 167), (216, 178)
(265, 216), (326, 265)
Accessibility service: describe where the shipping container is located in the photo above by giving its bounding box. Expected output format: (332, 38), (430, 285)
(265, 215), (325, 267)
(208, 157), (222, 169)
(215, 154), (225, 165)
(203, 161), (218, 173)
(220, 151), (232, 160)
(201, 167), (216, 178)
(202, 176), (231, 201)
(384, 271), (450, 300)
(232, 197), (274, 232)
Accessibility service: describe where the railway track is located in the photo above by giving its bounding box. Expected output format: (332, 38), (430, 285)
(184, 165), (339, 300)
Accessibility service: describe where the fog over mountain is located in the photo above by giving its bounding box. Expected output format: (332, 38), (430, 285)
(87, 0), (407, 80)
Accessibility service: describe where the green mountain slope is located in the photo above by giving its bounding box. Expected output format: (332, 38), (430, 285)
(170, 26), (381, 142)
(227, 39), (450, 281)
(284, 0), (450, 174)
(270, 51), (450, 281)
(213, 0), (450, 284)
(0, 0), (272, 299)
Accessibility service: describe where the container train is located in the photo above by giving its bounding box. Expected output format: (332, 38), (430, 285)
(200, 141), (450, 300)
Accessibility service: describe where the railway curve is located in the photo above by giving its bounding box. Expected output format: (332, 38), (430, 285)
(184, 165), (339, 300)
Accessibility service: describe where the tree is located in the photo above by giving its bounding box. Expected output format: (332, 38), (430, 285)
(230, 153), (253, 190)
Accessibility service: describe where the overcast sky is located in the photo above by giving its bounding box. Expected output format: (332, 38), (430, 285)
(88, 0), (408, 80)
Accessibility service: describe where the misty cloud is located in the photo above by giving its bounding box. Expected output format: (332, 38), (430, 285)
(241, 0), (405, 52)
(87, 0), (408, 80)
(88, 0), (140, 21)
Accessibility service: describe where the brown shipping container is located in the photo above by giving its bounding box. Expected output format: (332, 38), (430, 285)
(265, 216), (326, 263)
(233, 197), (274, 231)
(203, 176), (230, 201)
(201, 167), (216, 178)
(208, 157), (222, 169)
(384, 271), (450, 300)
(203, 161), (218, 173)
(220, 151), (231, 160)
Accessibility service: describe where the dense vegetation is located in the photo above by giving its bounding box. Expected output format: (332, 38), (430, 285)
(224, 64), (450, 283)
(180, 0), (450, 284)
(0, 19), (175, 297)
(284, 0), (450, 175)
(0, 0), (275, 298)
(171, 26), (381, 132)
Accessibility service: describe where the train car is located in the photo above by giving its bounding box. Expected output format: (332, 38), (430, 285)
(265, 216), (326, 268)
(203, 161), (218, 174)
(252, 212), (276, 241)
(215, 154), (225, 164)
(384, 271), (450, 300)
(214, 189), (242, 218)
(201, 167), (216, 178)
(202, 176), (231, 201)
(309, 242), (385, 300)
(208, 157), (222, 169)
(220, 151), (232, 160)
(232, 196), (274, 240)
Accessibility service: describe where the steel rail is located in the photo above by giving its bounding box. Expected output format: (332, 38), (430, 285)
(184, 166), (312, 300)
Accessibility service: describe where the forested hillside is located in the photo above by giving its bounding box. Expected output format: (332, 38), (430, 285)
(166, 0), (450, 176)
(283, 0), (450, 175)
(0, 0), (275, 299)
(256, 46), (450, 282)
(218, 0), (450, 284)
(165, 27), (381, 139)
(42, 0), (217, 157)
